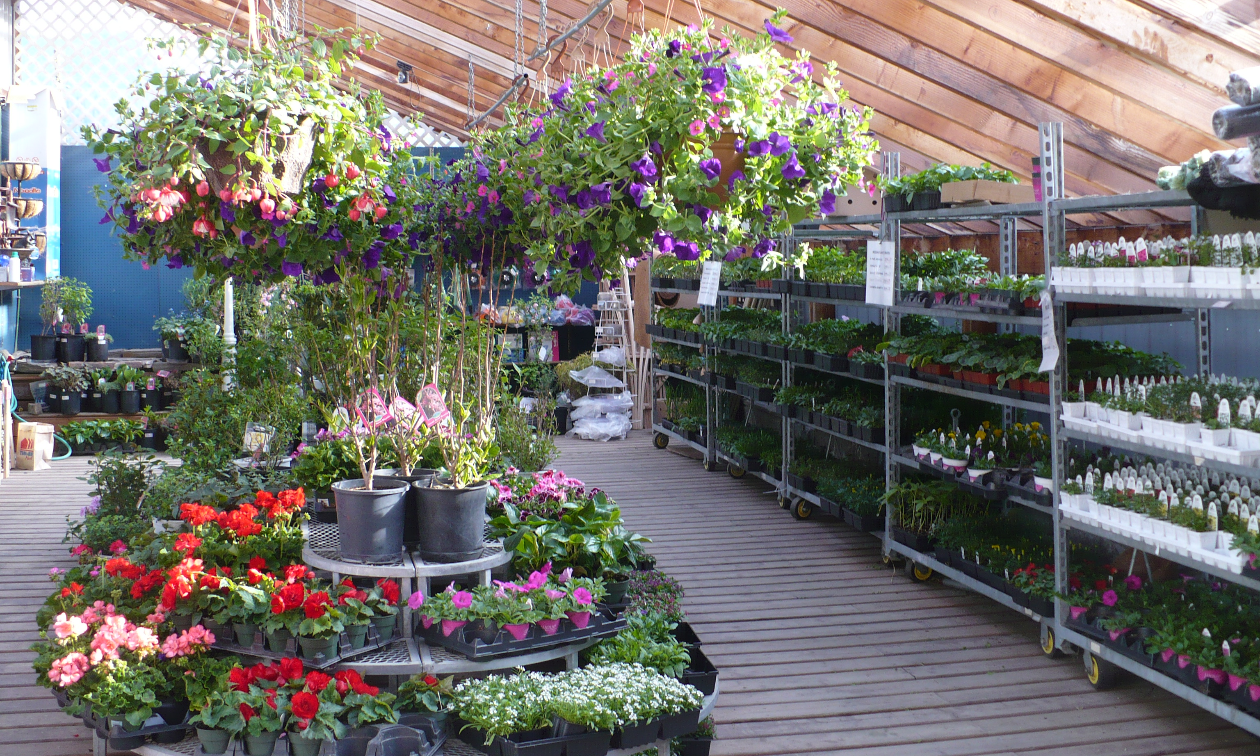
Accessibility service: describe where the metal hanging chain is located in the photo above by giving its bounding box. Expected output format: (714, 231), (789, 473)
(513, 0), (524, 79)
(537, 0), (549, 95)
(467, 59), (476, 123)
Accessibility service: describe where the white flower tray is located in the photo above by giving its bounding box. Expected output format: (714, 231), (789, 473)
(1050, 267), (1093, 295)
(1141, 266), (1191, 298)
(1093, 268), (1144, 296)
(1190, 267), (1247, 299)
(1060, 494), (1247, 572)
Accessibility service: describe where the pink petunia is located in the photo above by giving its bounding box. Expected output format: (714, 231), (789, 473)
(572, 587), (593, 606)
(1101, 589), (1119, 607)
(1123, 574), (1142, 591)
(451, 591), (473, 609)
(407, 591), (425, 610)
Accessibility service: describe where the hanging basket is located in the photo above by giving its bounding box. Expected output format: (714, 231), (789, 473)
(197, 116), (317, 196)
(704, 132), (744, 208)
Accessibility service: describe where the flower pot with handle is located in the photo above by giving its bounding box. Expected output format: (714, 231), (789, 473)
(414, 482), (490, 563)
(378, 469), (438, 549)
(30, 334), (56, 361)
(332, 478), (409, 562)
(196, 727), (232, 755)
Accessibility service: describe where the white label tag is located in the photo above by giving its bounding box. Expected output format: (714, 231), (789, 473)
(1038, 290), (1060, 373)
(864, 241), (896, 307)
(697, 261), (723, 307)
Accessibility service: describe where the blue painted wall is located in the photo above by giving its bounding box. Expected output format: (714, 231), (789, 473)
(16, 145), (191, 350)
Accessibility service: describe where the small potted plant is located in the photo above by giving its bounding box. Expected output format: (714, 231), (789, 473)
(675, 716), (716, 756)
(224, 581), (268, 649)
(295, 587), (344, 660)
(363, 579), (401, 642)
(333, 579), (375, 650)
(115, 366), (144, 414)
(416, 587), (476, 638)
(31, 276), (63, 360)
(44, 366), (87, 416)
(237, 687), (286, 756)
(396, 674), (453, 734)
(154, 313), (193, 362)
(283, 684), (346, 756)
(55, 277), (93, 363)
(82, 660), (163, 748)
(187, 672), (239, 755)
(340, 670), (398, 730)
(140, 374), (163, 411)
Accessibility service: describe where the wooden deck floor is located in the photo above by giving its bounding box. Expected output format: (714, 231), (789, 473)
(554, 432), (1259, 756)
(4, 439), (1258, 755)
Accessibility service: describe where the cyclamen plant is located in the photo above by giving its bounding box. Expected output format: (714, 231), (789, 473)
(419, 9), (876, 289)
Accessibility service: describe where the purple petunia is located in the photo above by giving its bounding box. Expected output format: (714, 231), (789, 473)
(574, 189), (596, 210)
(584, 120), (607, 143)
(654, 230), (675, 254)
(666, 40), (681, 58)
(699, 158), (722, 182)
(219, 256), (237, 269)
(407, 232), (421, 251)
(819, 188), (837, 216)
(753, 238), (776, 258)
(549, 79), (573, 109)
(781, 153), (806, 180)
(166, 255), (183, 269)
(92, 157), (111, 173)
(790, 60), (814, 84)
(768, 132), (793, 156)
(629, 182), (649, 208)
(275, 232), (288, 249)
(523, 190), (536, 204)
(674, 241), (701, 261)
(381, 223), (403, 240)
(569, 240), (596, 268)
(322, 226), (344, 242)
(383, 185), (397, 203)
(631, 154), (658, 180)
(701, 66), (727, 94)
(746, 140), (771, 158)
(549, 184), (570, 203)
(238, 229), (255, 246)
(764, 19), (793, 44)
(728, 169), (745, 191)
(219, 203), (236, 223)
(590, 182), (612, 205)
(724, 246), (746, 262)
(364, 241), (385, 269)
(692, 204), (714, 224)
(281, 260), (303, 277)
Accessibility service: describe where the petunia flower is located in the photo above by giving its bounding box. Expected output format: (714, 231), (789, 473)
(1101, 589), (1119, 606)
(628, 182), (649, 208)
(281, 260), (303, 277)
(688, 119), (705, 137)
(631, 154), (658, 180)
(781, 153), (806, 180)
(819, 188), (837, 216)
(92, 157), (111, 173)
(701, 66), (727, 94)
(768, 132), (793, 156)
(764, 19), (794, 43)
(653, 230), (675, 255)
(699, 158), (722, 182)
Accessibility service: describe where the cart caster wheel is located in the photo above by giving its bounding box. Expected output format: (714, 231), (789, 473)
(790, 498), (814, 520)
(728, 464), (746, 479)
(1083, 650), (1120, 690)
(703, 459), (719, 472)
(778, 496), (791, 510)
(906, 562), (933, 582)
(1040, 624), (1065, 659)
(653, 433), (669, 449)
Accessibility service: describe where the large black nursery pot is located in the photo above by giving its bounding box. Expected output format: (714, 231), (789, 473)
(119, 389), (140, 414)
(60, 391), (81, 416)
(378, 469), (438, 549)
(415, 481), (489, 563)
(332, 478), (409, 562)
(164, 339), (190, 362)
(56, 334), (85, 363)
(100, 389), (120, 414)
(85, 389), (102, 413)
(29, 334), (56, 361)
(141, 389), (162, 411)
(85, 340), (110, 362)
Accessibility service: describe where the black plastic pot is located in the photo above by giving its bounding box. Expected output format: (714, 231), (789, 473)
(378, 469), (438, 549)
(910, 190), (942, 211)
(30, 334), (57, 361)
(57, 334), (85, 364)
(165, 339), (190, 362)
(119, 390), (140, 414)
(677, 738), (713, 756)
(45, 393), (59, 413)
(85, 390), (102, 413)
(332, 478), (410, 563)
(554, 405), (570, 434)
(155, 698), (190, 726)
(141, 389), (162, 411)
(60, 391), (81, 416)
(86, 340), (111, 362)
(141, 427), (167, 451)
(415, 482), (489, 563)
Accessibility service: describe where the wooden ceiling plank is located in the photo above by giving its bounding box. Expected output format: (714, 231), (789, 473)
(1132, 0), (1260, 61)
(1016, 0), (1260, 93)
(924, 0), (1229, 137)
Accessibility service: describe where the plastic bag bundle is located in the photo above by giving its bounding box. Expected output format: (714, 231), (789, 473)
(593, 346), (626, 367)
(567, 365), (625, 389)
(568, 413), (632, 441)
(570, 392), (634, 419)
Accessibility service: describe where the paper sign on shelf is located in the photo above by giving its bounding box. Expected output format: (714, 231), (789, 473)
(697, 261), (723, 307)
(864, 241), (896, 307)
(1038, 290), (1060, 373)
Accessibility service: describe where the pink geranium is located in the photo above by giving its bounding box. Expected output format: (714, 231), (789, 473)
(53, 613), (88, 640)
(48, 653), (91, 687)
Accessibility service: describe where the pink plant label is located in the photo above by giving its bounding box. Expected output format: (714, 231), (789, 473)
(420, 616), (433, 630)
(1250, 684), (1260, 703)
(1229, 673), (1247, 692)
(60, 322), (71, 334)
(156, 370), (171, 378)
(417, 384), (450, 427)
(79, 323), (89, 334)
(354, 389), (394, 430)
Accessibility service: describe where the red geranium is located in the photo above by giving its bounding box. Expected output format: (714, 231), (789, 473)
(105, 558), (145, 580)
(291, 691), (320, 719)
(284, 565), (313, 584)
(334, 669), (375, 696)
(270, 595), (286, 615)
(278, 657), (303, 682)
(180, 502), (218, 527)
(130, 570), (165, 599)
(303, 591), (331, 619)
(173, 533), (202, 554)
(248, 556), (267, 571)
(274, 488), (306, 518)
(422, 675), (438, 687)
(229, 667), (253, 692)
(239, 703), (256, 722)
(304, 670), (332, 692)
(277, 583), (306, 611)
(252, 663), (280, 683)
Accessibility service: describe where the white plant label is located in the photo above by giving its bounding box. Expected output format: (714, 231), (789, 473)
(697, 261), (723, 307)
(1038, 290), (1060, 373)
(864, 241), (896, 307)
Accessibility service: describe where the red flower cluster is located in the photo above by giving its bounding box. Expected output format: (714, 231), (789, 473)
(338, 578), (368, 606)
(199, 566), (230, 591)
(291, 691), (320, 719)
(229, 659), (304, 693)
(173, 533), (202, 554)
(376, 579), (400, 605)
(334, 669), (378, 696)
(303, 591), (331, 619)
(104, 558), (145, 580)
(255, 489), (306, 520)
(284, 565), (314, 583)
(304, 670), (332, 692)
(159, 557), (204, 611)
(130, 570), (165, 599)
(218, 503), (263, 538)
(179, 503), (218, 527)
(271, 583), (307, 615)
(58, 582), (84, 598)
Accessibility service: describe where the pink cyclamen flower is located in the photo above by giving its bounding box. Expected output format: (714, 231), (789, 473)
(572, 587), (593, 606)
(451, 591), (473, 609)
(53, 613), (88, 640)
(48, 653), (91, 687)
(689, 120), (705, 137)
(407, 591), (425, 610)
(557, 568), (573, 584)
(1101, 589), (1119, 607)
(1123, 574), (1142, 591)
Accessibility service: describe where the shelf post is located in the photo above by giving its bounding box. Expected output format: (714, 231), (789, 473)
(881, 151), (901, 558)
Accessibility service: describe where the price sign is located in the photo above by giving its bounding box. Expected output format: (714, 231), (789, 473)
(1038, 290), (1060, 373)
(697, 261), (723, 307)
(864, 241), (896, 307)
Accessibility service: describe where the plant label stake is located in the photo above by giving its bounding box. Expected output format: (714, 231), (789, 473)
(864, 240), (896, 307)
(242, 422), (276, 459)
(354, 388), (393, 431)
(96, 325), (106, 344)
(417, 384), (450, 427)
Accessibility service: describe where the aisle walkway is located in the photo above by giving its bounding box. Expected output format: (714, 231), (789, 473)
(0, 456), (96, 755)
(555, 432), (1257, 756)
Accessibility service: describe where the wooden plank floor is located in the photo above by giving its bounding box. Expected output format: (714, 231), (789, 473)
(0, 456), (97, 755)
(555, 432), (1259, 756)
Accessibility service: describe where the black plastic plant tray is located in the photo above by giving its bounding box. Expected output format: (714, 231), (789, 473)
(815, 496), (842, 518)
(211, 623), (389, 670)
(771, 279), (791, 293)
(682, 648), (718, 695)
(419, 606), (625, 660)
(610, 709), (701, 750)
(645, 324), (664, 337)
(83, 704), (191, 745)
(844, 508), (884, 532)
(789, 280), (810, 296)
(957, 477), (1007, 501)
(671, 621), (703, 647)
(890, 525), (934, 552)
(453, 720), (610, 756)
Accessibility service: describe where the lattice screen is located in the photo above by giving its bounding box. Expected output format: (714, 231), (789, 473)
(14, 0), (463, 149)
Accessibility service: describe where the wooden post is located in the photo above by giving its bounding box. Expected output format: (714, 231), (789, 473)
(246, 0), (260, 51)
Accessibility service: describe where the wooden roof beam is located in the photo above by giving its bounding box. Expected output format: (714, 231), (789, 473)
(1134, 0), (1260, 61)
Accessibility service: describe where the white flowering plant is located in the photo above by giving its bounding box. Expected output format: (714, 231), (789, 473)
(450, 670), (553, 742)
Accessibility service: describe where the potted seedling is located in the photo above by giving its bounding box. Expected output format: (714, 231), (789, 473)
(154, 314), (192, 362)
(31, 277), (63, 360)
(116, 366), (144, 414)
(55, 277), (93, 363)
(85, 368), (112, 413)
(140, 374), (163, 411)
(86, 327), (113, 362)
(44, 365), (87, 416)
(96, 369), (122, 413)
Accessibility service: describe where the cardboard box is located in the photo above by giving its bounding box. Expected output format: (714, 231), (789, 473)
(829, 183), (882, 216)
(941, 180), (1036, 206)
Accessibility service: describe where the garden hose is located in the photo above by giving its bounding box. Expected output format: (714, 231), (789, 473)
(1, 356), (72, 460)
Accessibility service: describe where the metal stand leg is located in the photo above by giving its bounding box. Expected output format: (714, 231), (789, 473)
(565, 650), (579, 669)
(93, 731), (106, 756)
(401, 577), (413, 639)
(656, 738), (672, 756)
